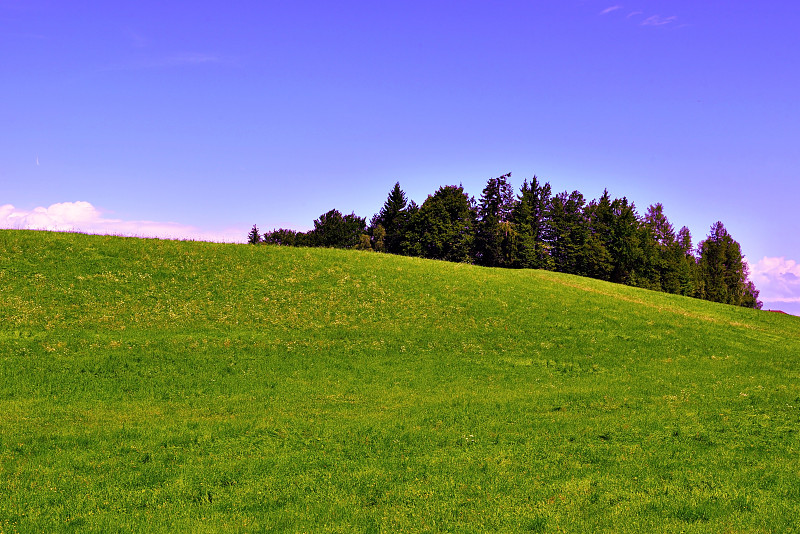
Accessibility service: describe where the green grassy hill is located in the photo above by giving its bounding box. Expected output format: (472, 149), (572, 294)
(2, 229), (799, 533)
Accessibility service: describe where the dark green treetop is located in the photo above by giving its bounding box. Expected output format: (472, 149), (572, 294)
(475, 173), (516, 267)
(311, 209), (367, 249)
(408, 185), (476, 262)
(247, 224), (261, 245)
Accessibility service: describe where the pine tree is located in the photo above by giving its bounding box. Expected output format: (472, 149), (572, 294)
(696, 221), (757, 306)
(583, 190), (615, 280)
(247, 224), (261, 245)
(644, 204), (675, 247)
(475, 173), (516, 267)
(548, 190), (589, 275)
(676, 226), (698, 296)
(608, 197), (641, 285)
(371, 182), (409, 254)
(643, 203), (678, 292)
(511, 177), (552, 269)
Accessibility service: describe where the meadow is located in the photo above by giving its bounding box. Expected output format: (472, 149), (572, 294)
(1, 229), (799, 533)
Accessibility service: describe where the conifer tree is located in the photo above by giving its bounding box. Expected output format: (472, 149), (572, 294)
(511, 177), (552, 269)
(247, 224), (261, 245)
(475, 173), (516, 267)
(676, 226), (698, 296)
(642, 203), (677, 291)
(697, 221), (751, 306)
(583, 190), (615, 280)
(371, 182), (409, 254)
(548, 190), (589, 275)
(607, 197), (641, 285)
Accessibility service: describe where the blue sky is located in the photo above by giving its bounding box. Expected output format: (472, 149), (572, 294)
(2, 1), (799, 313)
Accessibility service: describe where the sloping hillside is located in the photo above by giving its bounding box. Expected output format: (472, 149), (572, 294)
(1, 230), (799, 533)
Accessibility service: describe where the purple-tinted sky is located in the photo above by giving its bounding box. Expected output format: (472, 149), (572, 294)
(2, 1), (799, 313)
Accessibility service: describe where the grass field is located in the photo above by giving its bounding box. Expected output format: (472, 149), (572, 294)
(2, 229), (800, 533)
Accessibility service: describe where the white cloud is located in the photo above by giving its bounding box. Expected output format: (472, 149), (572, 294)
(750, 256), (800, 313)
(0, 201), (243, 243)
(641, 15), (678, 26)
(600, 6), (622, 15)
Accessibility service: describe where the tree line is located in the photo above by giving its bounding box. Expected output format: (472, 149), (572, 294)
(248, 174), (762, 309)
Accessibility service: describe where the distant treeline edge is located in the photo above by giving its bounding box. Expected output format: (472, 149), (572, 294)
(248, 174), (762, 309)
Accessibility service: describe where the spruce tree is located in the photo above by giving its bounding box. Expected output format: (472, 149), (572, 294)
(643, 203), (678, 292)
(583, 190), (615, 280)
(475, 173), (516, 267)
(696, 221), (754, 306)
(247, 224), (261, 245)
(607, 197), (641, 285)
(548, 190), (589, 275)
(676, 226), (698, 296)
(372, 182), (409, 254)
(511, 177), (552, 269)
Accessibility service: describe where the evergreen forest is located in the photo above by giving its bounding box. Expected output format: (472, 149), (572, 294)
(249, 174), (762, 310)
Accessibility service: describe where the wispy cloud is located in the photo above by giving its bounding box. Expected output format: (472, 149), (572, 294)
(641, 15), (678, 26)
(595, 7), (681, 28)
(0, 202), (242, 243)
(600, 6), (622, 15)
(750, 256), (800, 314)
(163, 53), (222, 65)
